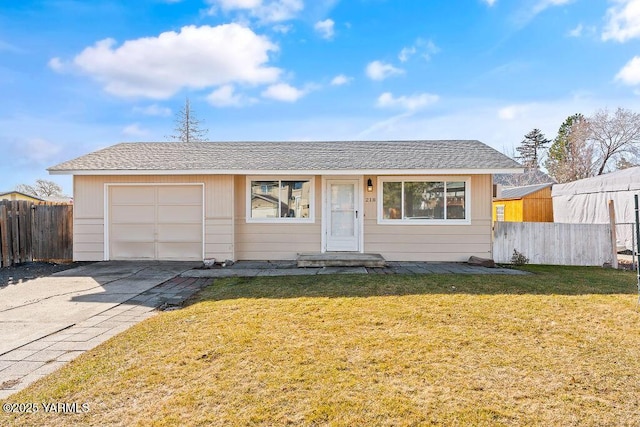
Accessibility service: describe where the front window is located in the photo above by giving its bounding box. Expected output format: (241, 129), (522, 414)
(380, 178), (469, 223)
(249, 178), (313, 222)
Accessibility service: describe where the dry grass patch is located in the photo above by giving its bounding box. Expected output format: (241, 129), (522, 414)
(2, 266), (640, 426)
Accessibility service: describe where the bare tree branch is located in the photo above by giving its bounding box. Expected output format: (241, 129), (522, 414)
(16, 179), (63, 197)
(589, 107), (640, 175)
(166, 97), (209, 142)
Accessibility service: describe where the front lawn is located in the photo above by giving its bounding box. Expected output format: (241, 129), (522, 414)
(2, 266), (640, 426)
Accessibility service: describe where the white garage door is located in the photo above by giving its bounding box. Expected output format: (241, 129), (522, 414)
(109, 185), (203, 261)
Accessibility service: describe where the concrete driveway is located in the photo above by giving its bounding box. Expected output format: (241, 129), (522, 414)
(0, 261), (199, 357)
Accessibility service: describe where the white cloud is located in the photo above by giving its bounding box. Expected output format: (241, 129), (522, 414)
(482, 0), (497, 6)
(0, 39), (22, 53)
(532, 0), (573, 14)
(207, 0), (303, 23)
(357, 94), (626, 151)
(21, 138), (62, 165)
(330, 74), (351, 85)
(602, 0), (640, 42)
(68, 24), (281, 99)
(47, 57), (65, 72)
(272, 24), (292, 33)
(314, 19), (335, 39)
(133, 104), (172, 116)
(365, 61), (404, 81)
(568, 23), (583, 37)
(514, 0), (573, 27)
(498, 104), (530, 120)
(207, 84), (254, 107)
(122, 123), (149, 137)
(261, 82), (306, 102)
(616, 56), (640, 85)
(217, 0), (262, 8)
(376, 92), (439, 111)
(398, 47), (416, 63)
(398, 38), (440, 62)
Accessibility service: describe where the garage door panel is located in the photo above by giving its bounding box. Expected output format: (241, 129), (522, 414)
(111, 186), (155, 204)
(157, 224), (201, 242)
(111, 224), (155, 242)
(157, 205), (202, 223)
(157, 242), (202, 260)
(109, 185), (203, 261)
(111, 205), (155, 223)
(111, 242), (155, 259)
(158, 186), (202, 204)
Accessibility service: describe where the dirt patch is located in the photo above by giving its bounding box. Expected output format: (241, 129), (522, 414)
(0, 262), (94, 287)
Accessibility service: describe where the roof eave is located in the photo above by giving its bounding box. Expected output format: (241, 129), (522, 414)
(49, 167), (525, 176)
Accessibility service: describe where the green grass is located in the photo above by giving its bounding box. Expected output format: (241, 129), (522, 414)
(2, 266), (640, 426)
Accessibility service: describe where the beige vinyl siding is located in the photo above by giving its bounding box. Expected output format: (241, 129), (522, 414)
(234, 175), (321, 260)
(73, 175), (234, 261)
(364, 174), (493, 261)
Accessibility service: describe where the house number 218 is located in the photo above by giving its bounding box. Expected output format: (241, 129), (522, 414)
(365, 198), (376, 203)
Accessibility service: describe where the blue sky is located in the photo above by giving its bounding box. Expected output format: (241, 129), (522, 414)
(2, 0), (640, 195)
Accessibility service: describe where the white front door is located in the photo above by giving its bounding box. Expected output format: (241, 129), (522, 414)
(325, 179), (360, 252)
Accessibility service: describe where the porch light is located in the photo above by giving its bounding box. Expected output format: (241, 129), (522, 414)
(367, 178), (373, 192)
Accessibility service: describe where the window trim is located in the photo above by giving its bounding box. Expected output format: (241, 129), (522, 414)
(377, 176), (471, 225)
(246, 176), (315, 224)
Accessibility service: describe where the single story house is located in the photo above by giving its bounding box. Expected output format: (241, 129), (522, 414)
(48, 140), (522, 262)
(0, 191), (44, 202)
(492, 183), (554, 223)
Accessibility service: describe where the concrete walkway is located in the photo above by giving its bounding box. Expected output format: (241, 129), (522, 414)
(0, 262), (204, 398)
(182, 260), (528, 278)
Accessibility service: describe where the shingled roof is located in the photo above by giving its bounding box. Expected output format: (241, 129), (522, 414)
(496, 183), (553, 200)
(48, 140), (522, 174)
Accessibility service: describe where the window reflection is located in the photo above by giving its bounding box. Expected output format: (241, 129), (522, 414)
(251, 180), (311, 219)
(383, 182), (402, 219)
(382, 180), (466, 221)
(446, 181), (465, 219)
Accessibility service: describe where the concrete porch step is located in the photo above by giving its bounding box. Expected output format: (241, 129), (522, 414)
(297, 253), (387, 268)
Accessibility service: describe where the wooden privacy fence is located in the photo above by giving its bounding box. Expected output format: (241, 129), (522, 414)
(493, 222), (614, 266)
(0, 200), (73, 267)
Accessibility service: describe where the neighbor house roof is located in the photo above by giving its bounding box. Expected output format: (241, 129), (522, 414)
(48, 140), (523, 175)
(495, 183), (553, 200)
(0, 191), (44, 201)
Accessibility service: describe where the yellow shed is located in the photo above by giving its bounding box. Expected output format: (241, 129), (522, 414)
(493, 183), (554, 222)
(0, 191), (44, 202)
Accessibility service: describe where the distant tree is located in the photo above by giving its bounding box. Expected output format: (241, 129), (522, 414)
(16, 179), (63, 197)
(588, 107), (640, 175)
(545, 114), (594, 183)
(166, 97), (209, 142)
(496, 144), (554, 187)
(516, 129), (550, 170)
(615, 156), (637, 170)
(493, 169), (555, 187)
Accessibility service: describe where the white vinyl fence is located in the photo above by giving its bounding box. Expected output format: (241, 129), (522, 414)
(493, 222), (614, 266)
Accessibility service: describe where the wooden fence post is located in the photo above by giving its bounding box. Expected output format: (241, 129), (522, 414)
(0, 203), (8, 267)
(10, 201), (19, 265)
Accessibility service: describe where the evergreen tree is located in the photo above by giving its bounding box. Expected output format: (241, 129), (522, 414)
(516, 129), (550, 170)
(545, 114), (594, 183)
(166, 97), (209, 142)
